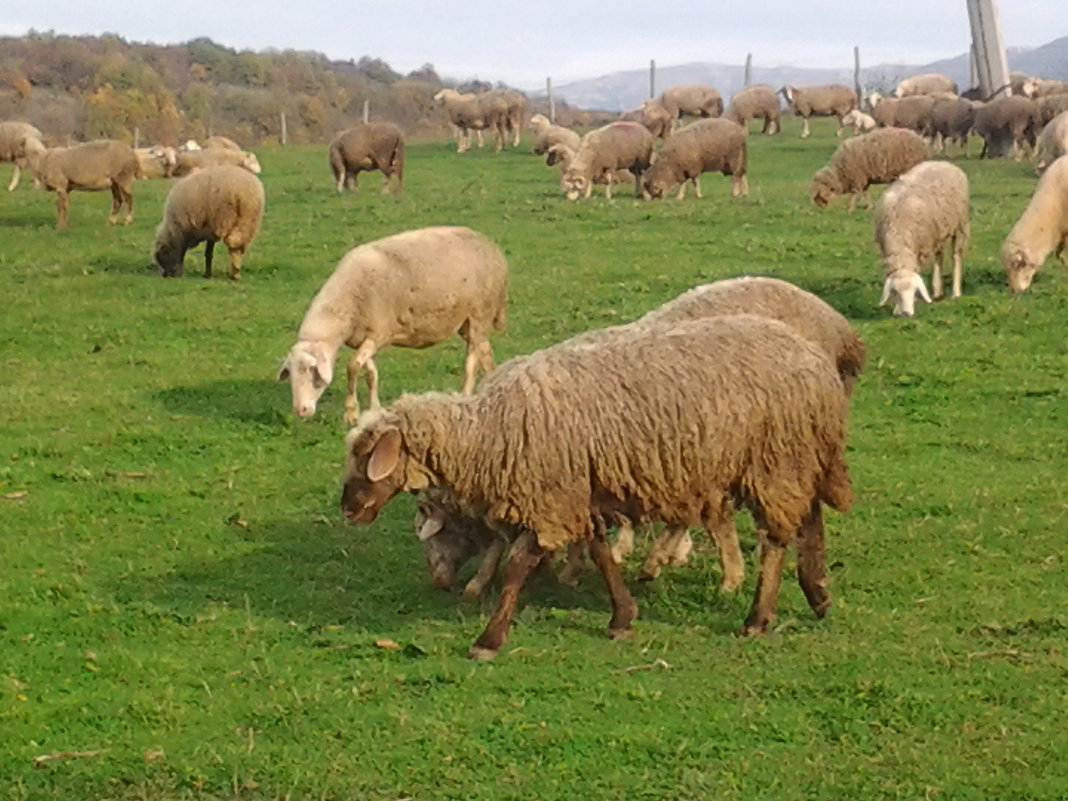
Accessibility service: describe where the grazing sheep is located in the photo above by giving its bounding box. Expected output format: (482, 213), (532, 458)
(173, 147), (262, 176)
(659, 84), (724, 128)
(135, 145), (178, 179)
(327, 122), (405, 193)
(1036, 94), (1068, 126)
(894, 73), (958, 98)
(781, 84), (858, 138)
(341, 314), (853, 659)
(415, 275), (865, 600)
(433, 89), (507, 152)
(529, 114), (581, 155)
(619, 98), (674, 140)
(202, 135), (242, 151)
(25, 138), (138, 229)
(544, 142), (632, 193)
(278, 226), (508, 424)
(973, 96), (1041, 160)
(152, 165), (265, 281)
(641, 118), (748, 200)
(809, 127), (928, 212)
(561, 121), (654, 201)
(874, 161), (970, 317)
(724, 85), (781, 135)
(930, 96), (977, 155)
(887, 95), (937, 139)
(0, 121), (45, 191)
(841, 109), (876, 135)
(1034, 111), (1068, 174)
(1001, 155), (1068, 293)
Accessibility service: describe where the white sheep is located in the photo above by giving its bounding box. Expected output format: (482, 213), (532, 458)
(724, 85), (781, 135)
(341, 314), (853, 659)
(278, 226), (508, 424)
(1034, 110), (1068, 174)
(874, 161), (970, 317)
(561, 122), (654, 201)
(24, 138), (139, 229)
(173, 147), (261, 176)
(841, 109), (876, 135)
(658, 84), (724, 131)
(618, 99), (674, 140)
(135, 145), (178, 179)
(433, 89), (507, 152)
(545, 141), (633, 194)
(781, 84), (858, 138)
(893, 73), (958, 98)
(152, 165), (265, 281)
(640, 117), (748, 200)
(202, 135), (242, 151)
(0, 121), (45, 191)
(810, 127), (928, 212)
(1001, 155), (1068, 293)
(529, 114), (581, 156)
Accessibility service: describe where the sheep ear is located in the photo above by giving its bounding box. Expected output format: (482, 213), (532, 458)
(277, 361), (291, 382)
(312, 358), (332, 387)
(417, 508), (446, 541)
(914, 274), (933, 303)
(879, 276), (894, 306)
(366, 428), (403, 482)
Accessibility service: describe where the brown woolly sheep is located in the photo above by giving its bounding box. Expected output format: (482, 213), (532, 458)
(341, 314), (853, 659)
(152, 165), (265, 281)
(887, 95), (937, 139)
(659, 84), (724, 127)
(544, 142), (632, 193)
(135, 145), (178, 179)
(930, 96), (977, 155)
(1001, 155), (1068, 293)
(809, 127), (928, 212)
(875, 161), (970, 317)
(973, 96), (1041, 160)
(781, 84), (858, 138)
(618, 99), (674, 140)
(202, 135), (242, 150)
(25, 138), (138, 229)
(1036, 94), (1068, 126)
(173, 147), (262, 176)
(0, 120), (45, 191)
(641, 118), (748, 200)
(433, 89), (508, 152)
(1034, 111), (1068, 174)
(278, 226), (508, 424)
(529, 114), (581, 155)
(561, 122), (654, 201)
(724, 85), (781, 135)
(327, 122), (405, 193)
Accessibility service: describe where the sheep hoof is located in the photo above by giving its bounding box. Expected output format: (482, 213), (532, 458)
(343, 409), (359, 426)
(608, 626), (634, 641)
(719, 575), (743, 594)
(461, 582), (484, 599)
(468, 645), (499, 661)
(740, 621), (770, 637)
(637, 566), (660, 582)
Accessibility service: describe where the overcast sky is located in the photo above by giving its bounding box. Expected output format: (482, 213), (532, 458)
(2, 1), (1062, 89)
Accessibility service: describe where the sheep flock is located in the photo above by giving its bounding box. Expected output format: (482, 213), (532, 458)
(3, 67), (1066, 661)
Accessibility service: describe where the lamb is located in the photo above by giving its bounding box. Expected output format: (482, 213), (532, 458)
(152, 165), (265, 281)
(874, 161), (970, 317)
(1000, 155), (1068, 293)
(973, 96), (1041, 160)
(619, 98), (674, 140)
(340, 314), (853, 659)
(1034, 111), (1068, 174)
(640, 118), (748, 200)
(278, 226), (508, 424)
(202, 135), (242, 151)
(134, 145), (178, 179)
(781, 84), (858, 138)
(724, 85), (781, 135)
(24, 138), (138, 229)
(173, 147), (261, 176)
(658, 84), (724, 128)
(528, 114), (581, 156)
(929, 96), (977, 155)
(894, 73), (958, 98)
(841, 109), (876, 135)
(327, 122), (405, 193)
(560, 121), (654, 201)
(0, 121), (45, 191)
(433, 89), (506, 153)
(809, 127), (928, 212)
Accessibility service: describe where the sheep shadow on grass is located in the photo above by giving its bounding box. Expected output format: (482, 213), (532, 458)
(156, 377), (292, 428)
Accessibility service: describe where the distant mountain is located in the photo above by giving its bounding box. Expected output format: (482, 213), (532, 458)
(551, 36), (1068, 111)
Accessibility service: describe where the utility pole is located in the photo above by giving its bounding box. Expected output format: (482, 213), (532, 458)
(649, 59), (656, 99)
(546, 77), (555, 123)
(744, 53), (752, 87)
(966, 0), (1009, 98)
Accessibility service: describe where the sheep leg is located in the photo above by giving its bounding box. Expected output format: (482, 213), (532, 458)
(603, 177), (613, 201)
(461, 333), (494, 394)
(469, 529), (544, 660)
(795, 500), (831, 618)
(588, 526), (638, 639)
(204, 240), (215, 279)
(800, 117), (811, 138)
(463, 534), (507, 598)
(675, 181), (687, 201)
(610, 518), (635, 564)
(639, 526), (687, 581)
(227, 247), (243, 282)
(343, 340), (378, 425)
(693, 176), (702, 199)
(742, 530), (787, 635)
(558, 540), (586, 587)
(55, 189), (69, 229)
(705, 506), (744, 592)
(731, 174), (748, 198)
(7, 163), (19, 192)
(120, 181), (133, 224)
(931, 250), (945, 300)
(951, 238), (964, 299)
(107, 183), (123, 225)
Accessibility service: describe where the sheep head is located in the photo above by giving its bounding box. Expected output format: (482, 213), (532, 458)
(152, 232), (185, 277)
(879, 269), (932, 317)
(561, 168), (589, 201)
(341, 413), (412, 524)
(809, 169), (840, 208)
(278, 342), (333, 417)
(1002, 246), (1038, 293)
(242, 152), (262, 174)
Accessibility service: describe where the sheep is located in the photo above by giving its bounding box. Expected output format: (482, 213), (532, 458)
(1000, 155), (1068, 293)
(887, 95), (937, 140)
(415, 276), (865, 599)
(529, 114), (581, 156)
(781, 84), (858, 138)
(24, 138), (138, 229)
(724, 85), (781, 135)
(874, 161), (970, 317)
(278, 226), (508, 424)
(340, 313), (853, 659)
(870, 95), (899, 128)
(894, 73), (958, 98)
(640, 118), (748, 200)
(658, 85), (724, 130)
(1023, 78), (1068, 99)
(152, 165), (265, 282)
(1037, 94), (1068, 126)
(619, 98), (674, 140)
(1034, 111), (1068, 175)
(973, 96), (1041, 160)
(930, 96), (977, 155)
(0, 121), (45, 191)
(134, 145), (178, 179)
(841, 109), (876, 135)
(544, 142), (632, 194)
(560, 121), (654, 201)
(202, 135), (242, 151)
(493, 89), (527, 148)
(432, 89), (506, 153)
(327, 122), (405, 193)
(809, 127), (928, 212)
(173, 147), (261, 176)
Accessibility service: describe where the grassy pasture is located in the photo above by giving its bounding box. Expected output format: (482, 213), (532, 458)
(0, 119), (1065, 800)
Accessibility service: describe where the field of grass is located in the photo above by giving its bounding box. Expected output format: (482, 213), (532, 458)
(1, 119), (1065, 801)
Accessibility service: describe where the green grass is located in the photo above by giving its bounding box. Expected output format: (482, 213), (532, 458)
(1, 119), (1065, 800)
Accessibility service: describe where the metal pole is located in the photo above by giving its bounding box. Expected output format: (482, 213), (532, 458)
(649, 59), (656, 99)
(547, 77), (555, 123)
(744, 54), (752, 88)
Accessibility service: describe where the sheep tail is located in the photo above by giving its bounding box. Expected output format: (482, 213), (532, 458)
(819, 453), (854, 514)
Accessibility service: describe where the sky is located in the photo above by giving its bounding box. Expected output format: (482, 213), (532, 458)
(2, 1), (1063, 90)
